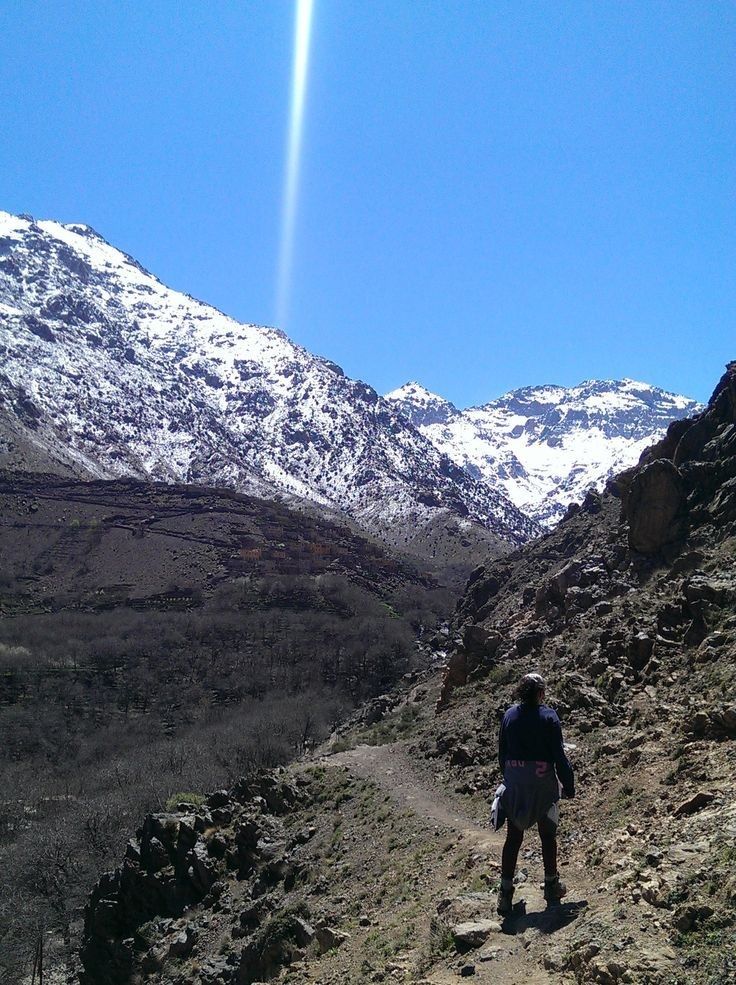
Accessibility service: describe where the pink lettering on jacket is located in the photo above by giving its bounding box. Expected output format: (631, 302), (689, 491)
(505, 760), (550, 774)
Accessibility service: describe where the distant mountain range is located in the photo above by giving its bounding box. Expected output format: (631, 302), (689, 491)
(385, 379), (702, 526)
(0, 210), (701, 551)
(0, 211), (537, 561)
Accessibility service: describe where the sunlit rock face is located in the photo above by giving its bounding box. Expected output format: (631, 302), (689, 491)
(386, 379), (702, 528)
(0, 210), (539, 554)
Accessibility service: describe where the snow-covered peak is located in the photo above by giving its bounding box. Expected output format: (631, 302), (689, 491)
(478, 378), (697, 418)
(390, 377), (702, 527)
(384, 381), (458, 428)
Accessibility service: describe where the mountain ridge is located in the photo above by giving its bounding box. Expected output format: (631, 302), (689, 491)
(0, 210), (538, 561)
(386, 377), (702, 527)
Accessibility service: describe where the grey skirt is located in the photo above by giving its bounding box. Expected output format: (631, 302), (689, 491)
(502, 759), (560, 831)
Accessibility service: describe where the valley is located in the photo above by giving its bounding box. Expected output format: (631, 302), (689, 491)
(52, 363), (736, 984)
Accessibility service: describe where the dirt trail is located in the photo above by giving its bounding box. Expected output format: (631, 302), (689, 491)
(329, 742), (498, 847)
(324, 742), (589, 983)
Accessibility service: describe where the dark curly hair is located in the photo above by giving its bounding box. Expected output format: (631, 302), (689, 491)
(515, 672), (546, 705)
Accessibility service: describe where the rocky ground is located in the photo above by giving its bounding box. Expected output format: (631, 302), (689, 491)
(58, 364), (736, 984)
(74, 670), (734, 985)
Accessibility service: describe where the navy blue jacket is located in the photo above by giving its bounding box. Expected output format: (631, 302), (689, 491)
(498, 702), (575, 797)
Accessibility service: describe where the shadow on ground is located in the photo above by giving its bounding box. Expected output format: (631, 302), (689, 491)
(501, 899), (588, 935)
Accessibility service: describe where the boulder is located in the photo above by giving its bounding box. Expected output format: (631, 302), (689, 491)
(168, 926), (197, 959)
(536, 560), (583, 612)
(709, 704), (736, 737)
(627, 632), (654, 671)
(187, 841), (218, 895)
(293, 917), (316, 946)
(452, 920), (500, 950)
(462, 623), (502, 659)
(672, 901), (714, 932)
(144, 836), (171, 873)
(625, 459), (688, 554)
(206, 790), (231, 809)
(672, 791), (715, 817)
(515, 628), (546, 657)
(450, 744), (475, 767)
(315, 925), (350, 952)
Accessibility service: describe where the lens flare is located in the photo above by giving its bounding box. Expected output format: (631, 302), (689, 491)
(276, 0), (315, 329)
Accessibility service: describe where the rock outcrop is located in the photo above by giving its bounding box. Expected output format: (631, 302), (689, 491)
(81, 771), (305, 985)
(624, 458), (688, 554)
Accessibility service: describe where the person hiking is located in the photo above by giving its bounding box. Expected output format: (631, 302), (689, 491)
(496, 672), (575, 915)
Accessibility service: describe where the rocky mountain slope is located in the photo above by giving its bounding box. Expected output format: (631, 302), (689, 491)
(0, 211), (537, 561)
(386, 379), (702, 528)
(75, 363), (735, 985)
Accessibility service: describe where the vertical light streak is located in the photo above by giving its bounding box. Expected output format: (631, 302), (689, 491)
(276, 0), (315, 329)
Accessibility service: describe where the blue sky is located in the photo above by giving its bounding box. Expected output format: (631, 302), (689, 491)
(1, 1), (733, 405)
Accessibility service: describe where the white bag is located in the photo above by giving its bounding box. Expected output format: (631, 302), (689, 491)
(490, 782), (506, 831)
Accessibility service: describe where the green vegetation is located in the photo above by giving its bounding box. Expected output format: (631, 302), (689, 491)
(352, 704), (422, 747)
(165, 791), (206, 811)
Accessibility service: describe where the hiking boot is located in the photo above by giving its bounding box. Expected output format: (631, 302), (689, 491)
(496, 877), (514, 916)
(544, 874), (567, 905)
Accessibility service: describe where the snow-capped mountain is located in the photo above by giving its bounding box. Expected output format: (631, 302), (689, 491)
(386, 379), (702, 527)
(0, 211), (540, 557)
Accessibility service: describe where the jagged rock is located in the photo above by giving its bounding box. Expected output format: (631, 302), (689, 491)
(315, 925), (350, 952)
(293, 917), (316, 946)
(436, 649), (469, 709)
(462, 623), (502, 659)
(564, 586), (596, 613)
(449, 744), (475, 767)
(211, 806), (233, 826)
(556, 672), (608, 716)
(672, 901), (714, 932)
(683, 612), (709, 647)
(231, 772), (299, 815)
(145, 836), (170, 873)
(436, 893), (498, 927)
(536, 560), (582, 613)
(361, 693), (397, 725)
(688, 710), (711, 736)
(542, 946), (570, 971)
(709, 704), (736, 737)
(463, 573), (505, 617)
(625, 459), (688, 554)
(142, 940), (168, 973)
(169, 925), (198, 958)
(198, 955), (232, 983)
(627, 632), (654, 671)
(188, 841), (218, 895)
(672, 791), (715, 816)
(515, 627), (546, 656)
(140, 814), (179, 866)
(206, 789), (231, 809)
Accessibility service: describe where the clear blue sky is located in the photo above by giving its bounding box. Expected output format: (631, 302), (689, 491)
(1, 1), (733, 405)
